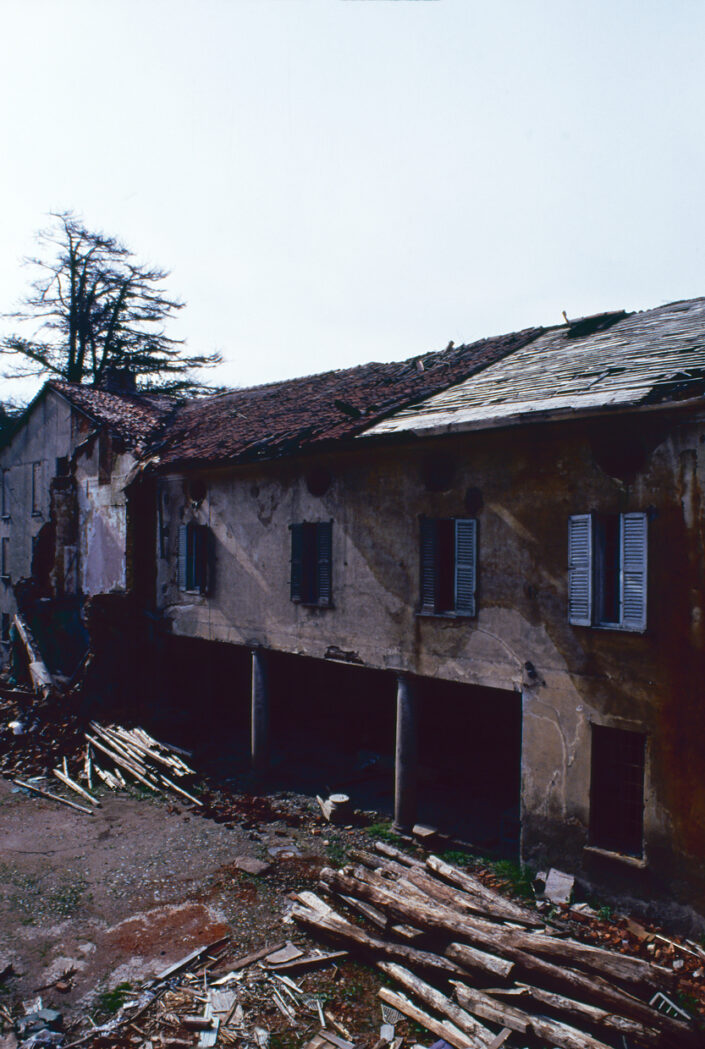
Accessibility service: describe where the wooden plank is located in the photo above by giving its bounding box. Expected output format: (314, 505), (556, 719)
(378, 962), (495, 1045)
(52, 768), (100, 807)
(13, 778), (94, 815)
(378, 988), (473, 1049)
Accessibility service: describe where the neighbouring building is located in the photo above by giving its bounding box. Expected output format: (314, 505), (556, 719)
(0, 374), (174, 674)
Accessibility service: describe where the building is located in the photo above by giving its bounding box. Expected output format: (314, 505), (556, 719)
(3, 298), (705, 923)
(0, 376), (174, 673)
(148, 298), (705, 923)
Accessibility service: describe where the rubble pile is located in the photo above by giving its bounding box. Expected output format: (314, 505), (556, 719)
(0, 688), (86, 779)
(294, 842), (705, 1049)
(1, 938), (369, 1049)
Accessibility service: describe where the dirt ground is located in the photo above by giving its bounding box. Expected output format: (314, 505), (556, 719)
(0, 776), (353, 1027)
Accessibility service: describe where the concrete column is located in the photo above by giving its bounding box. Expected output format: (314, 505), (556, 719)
(250, 647), (270, 775)
(393, 672), (418, 833)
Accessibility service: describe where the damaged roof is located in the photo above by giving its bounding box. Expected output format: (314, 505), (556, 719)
(49, 381), (176, 452)
(362, 298), (705, 439)
(151, 328), (543, 468)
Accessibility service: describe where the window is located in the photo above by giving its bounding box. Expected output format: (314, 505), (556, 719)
(177, 522), (214, 594)
(1, 469), (8, 518)
(590, 725), (646, 857)
(1, 536), (9, 580)
(419, 517), (477, 616)
(55, 456), (69, 477)
(290, 521), (332, 606)
(31, 461), (42, 515)
(1, 613), (9, 642)
(568, 512), (647, 631)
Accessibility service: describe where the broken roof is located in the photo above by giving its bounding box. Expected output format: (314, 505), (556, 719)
(151, 328), (543, 468)
(362, 298), (705, 440)
(49, 381), (176, 452)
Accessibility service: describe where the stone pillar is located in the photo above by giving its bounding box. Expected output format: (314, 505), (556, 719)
(393, 672), (418, 833)
(251, 647), (269, 775)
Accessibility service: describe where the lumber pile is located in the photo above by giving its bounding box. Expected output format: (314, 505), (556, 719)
(293, 842), (702, 1049)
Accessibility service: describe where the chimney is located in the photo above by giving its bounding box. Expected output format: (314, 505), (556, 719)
(97, 367), (137, 395)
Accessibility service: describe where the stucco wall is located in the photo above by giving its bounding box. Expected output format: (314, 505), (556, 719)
(0, 391), (135, 666)
(156, 407), (705, 913)
(74, 440), (134, 596)
(0, 390), (75, 627)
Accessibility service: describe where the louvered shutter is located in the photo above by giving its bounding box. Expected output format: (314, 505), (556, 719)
(177, 524), (188, 591)
(419, 518), (437, 613)
(568, 514), (593, 626)
(290, 523), (303, 602)
(204, 527), (216, 596)
(621, 512), (647, 632)
(454, 518), (477, 616)
(316, 521), (333, 606)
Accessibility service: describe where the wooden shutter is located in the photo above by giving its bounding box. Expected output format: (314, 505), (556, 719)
(419, 517), (437, 613)
(290, 523), (303, 602)
(177, 524), (188, 591)
(568, 514), (593, 626)
(203, 526), (216, 597)
(316, 521), (333, 606)
(621, 512), (647, 632)
(454, 518), (477, 616)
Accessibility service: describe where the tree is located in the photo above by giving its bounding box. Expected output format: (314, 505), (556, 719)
(1, 211), (222, 395)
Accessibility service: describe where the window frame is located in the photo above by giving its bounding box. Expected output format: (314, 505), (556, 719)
(589, 724), (646, 858)
(1, 469), (8, 519)
(418, 516), (478, 618)
(568, 511), (647, 632)
(290, 520), (333, 608)
(177, 522), (214, 596)
(31, 461), (42, 516)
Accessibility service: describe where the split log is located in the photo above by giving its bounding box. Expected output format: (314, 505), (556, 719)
(292, 902), (465, 979)
(443, 943), (514, 981)
(85, 734), (162, 793)
(452, 982), (614, 1049)
(377, 962), (496, 1046)
(322, 866), (673, 996)
(373, 841), (425, 867)
(378, 987), (475, 1049)
(52, 768), (100, 807)
(487, 982), (665, 1049)
(13, 614), (53, 697)
(426, 855), (542, 926)
(13, 778), (93, 815)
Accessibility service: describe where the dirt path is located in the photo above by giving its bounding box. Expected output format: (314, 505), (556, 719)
(0, 778), (331, 1023)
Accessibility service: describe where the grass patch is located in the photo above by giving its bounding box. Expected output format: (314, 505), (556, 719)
(489, 859), (534, 900)
(92, 982), (132, 1020)
(365, 821), (402, 845)
(440, 849), (472, 868)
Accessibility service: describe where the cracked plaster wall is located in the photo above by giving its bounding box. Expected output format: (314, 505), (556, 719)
(156, 409), (705, 913)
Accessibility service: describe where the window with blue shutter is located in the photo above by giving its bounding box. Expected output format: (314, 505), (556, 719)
(178, 522), (214, 595)
(418, 517), (478, 617)
(568, 512), (647, 632)
(568, 514), (593, 626)
(290, 521), (333, 606)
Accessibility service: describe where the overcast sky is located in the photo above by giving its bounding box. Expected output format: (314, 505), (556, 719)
(1, 0), (704, 401)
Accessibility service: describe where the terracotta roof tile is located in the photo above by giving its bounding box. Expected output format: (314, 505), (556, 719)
(49, 381), (176, 452)
(153, 328), (543, 468)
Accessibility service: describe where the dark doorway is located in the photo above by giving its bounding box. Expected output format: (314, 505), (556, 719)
(268, 651), (395, 813)
(415, 679), (522, 857)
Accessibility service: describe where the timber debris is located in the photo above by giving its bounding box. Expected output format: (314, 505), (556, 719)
(293, 842), (704, 1049)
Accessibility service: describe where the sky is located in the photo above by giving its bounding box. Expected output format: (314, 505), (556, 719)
(1, 0), (704, 402)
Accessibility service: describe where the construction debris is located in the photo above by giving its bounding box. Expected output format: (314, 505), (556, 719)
(293, 843), (703, 1049)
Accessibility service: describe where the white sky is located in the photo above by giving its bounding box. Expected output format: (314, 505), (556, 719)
(1, 0), (704, 402)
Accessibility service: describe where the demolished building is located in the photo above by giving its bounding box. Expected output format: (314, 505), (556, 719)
(3, 298), (705, 923)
